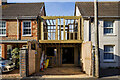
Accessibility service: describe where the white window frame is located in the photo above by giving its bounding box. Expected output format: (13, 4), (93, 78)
(0, 45), (2, 57)
(0, 21), (6, 36)
(103, 45), (115, 62)
(22, 21), (32, 36)
(103, 20), (115, 35)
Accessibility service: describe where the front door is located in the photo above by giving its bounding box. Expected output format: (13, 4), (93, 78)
(62, 47), (74, 64)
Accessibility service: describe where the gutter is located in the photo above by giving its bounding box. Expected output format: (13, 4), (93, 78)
(1, 16), (38, 20)
(83, 16), (120, 18)
(0, 40), (28, 43)
(1, 15), (120, 19)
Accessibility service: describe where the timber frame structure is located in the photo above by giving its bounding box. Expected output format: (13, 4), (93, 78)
(39, 16), (84, 44)
(37, 16), (87, 67)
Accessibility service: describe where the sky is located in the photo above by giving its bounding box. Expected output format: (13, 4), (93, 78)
(7, 0), (119, 16)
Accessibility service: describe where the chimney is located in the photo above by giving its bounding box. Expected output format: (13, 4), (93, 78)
(0, 0), (7, 5)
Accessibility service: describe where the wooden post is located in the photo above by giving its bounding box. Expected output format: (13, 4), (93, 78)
(78, 18), (80, 40)
(73, 20), (75, 40)
(63, 19), (66, 40)
(58, 47), (60, 66)
(94, 0), (99, 78)
(56, 19), (58, 40)
(60, 19), (61, 40)
(81, 18), (84, 40)
(41, 20), (44, 40)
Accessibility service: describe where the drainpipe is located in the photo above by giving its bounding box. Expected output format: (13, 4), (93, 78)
(16, 17), (19, 40)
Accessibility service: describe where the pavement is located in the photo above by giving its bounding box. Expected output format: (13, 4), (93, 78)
(0, 69), (20, 78)
(1, 77), (120, 80)
(1, 75), (120, 80)
(0, 68), (120, 80)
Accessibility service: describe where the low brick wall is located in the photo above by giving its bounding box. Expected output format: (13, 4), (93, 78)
(20, 48), (28, 77)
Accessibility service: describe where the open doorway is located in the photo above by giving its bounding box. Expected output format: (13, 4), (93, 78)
(46, 47), (57, 67)
(46, 47), (56, 56)
(62, 47), (74, 64)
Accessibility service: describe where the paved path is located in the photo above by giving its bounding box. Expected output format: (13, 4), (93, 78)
(1, 75), (120, 80)
(1, 68), (120, 80)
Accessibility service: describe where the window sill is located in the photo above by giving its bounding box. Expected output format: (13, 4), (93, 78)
(104, 34), (117, 36)
(22, 35), (32, 37)
(103, 60), (116, 63)
(0, 35), (6, 37)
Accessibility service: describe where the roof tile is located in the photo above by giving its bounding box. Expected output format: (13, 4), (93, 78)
(76, 2), (120, 17)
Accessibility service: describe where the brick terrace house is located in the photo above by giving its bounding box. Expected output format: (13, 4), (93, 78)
(0, 1), (46, 59)
(1, 0), (120, 72)
(0, 1), (86, 70)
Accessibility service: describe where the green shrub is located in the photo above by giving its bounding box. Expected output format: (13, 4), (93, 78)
(11, 48), (20, 69)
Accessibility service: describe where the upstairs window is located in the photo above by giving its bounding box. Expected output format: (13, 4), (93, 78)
(22, 21), (31, 36)
(104, 45), (114, 61)
(104, 21), (114, 34)
(0, 21), (6, 36)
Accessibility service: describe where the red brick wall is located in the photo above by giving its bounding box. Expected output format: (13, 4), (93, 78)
(20, 20), (38, 41)
(0, 20), (17, 40)
(0, 20), (39, 41)
(0, 44), (7, 59)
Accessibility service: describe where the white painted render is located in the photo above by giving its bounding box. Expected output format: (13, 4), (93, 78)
(84, 20), (90, 42)
(75, 6), (81, 16)
(76, 6), (120, 68)
(94, 20), (119, 68)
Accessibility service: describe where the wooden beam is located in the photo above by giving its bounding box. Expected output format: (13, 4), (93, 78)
(78, 18), (80, 40)
(47, 25), (69, 27)
(48, 20), (51, 40)
(41, 20), (44, 40)
(73, 20), (75, 40)
(63, 19), (66, 40)
(46, 45), (77, 47)
(41, 16), (82, 20)
(59, 18), (61, 40)
(69, 32), (71, 40)
(39, 40), (83, 43)
(81, 18), (84, 40)
(56, 19), (58, 40)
